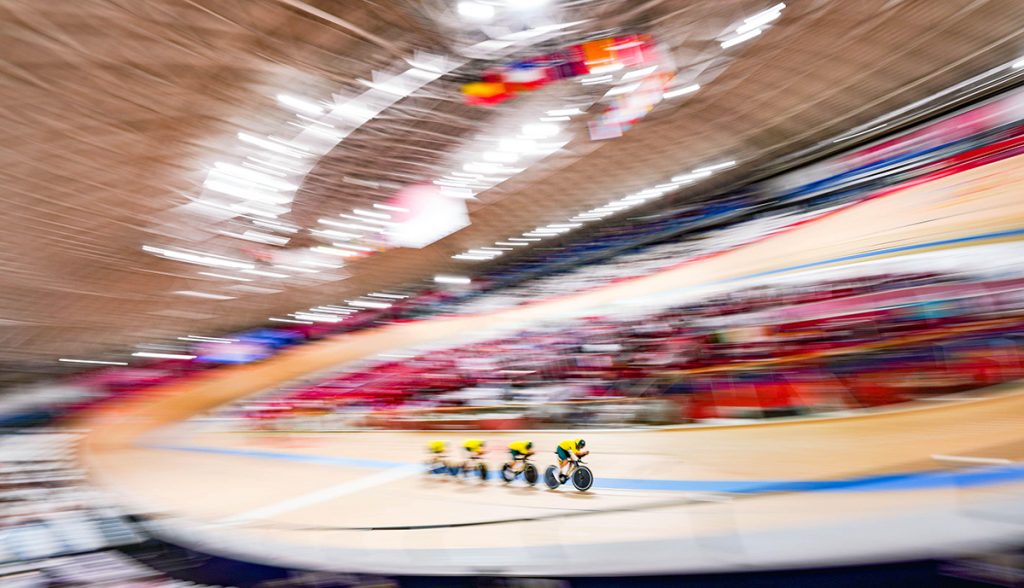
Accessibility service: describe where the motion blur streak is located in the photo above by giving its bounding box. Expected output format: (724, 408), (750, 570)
(5, 1), (1024, 587)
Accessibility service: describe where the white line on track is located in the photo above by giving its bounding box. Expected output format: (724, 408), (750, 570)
(215, 465), (422, 526)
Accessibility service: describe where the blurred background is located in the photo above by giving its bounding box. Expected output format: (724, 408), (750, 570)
(4, 0), (1024, 586)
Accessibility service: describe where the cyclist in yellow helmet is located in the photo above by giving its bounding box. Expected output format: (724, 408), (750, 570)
(426, 440), (448, 473)
(463, 438), (485, 458)
(556, 438), (588, 483)
(507, 440), (535, 474)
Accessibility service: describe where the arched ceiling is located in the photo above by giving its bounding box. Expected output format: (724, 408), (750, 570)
(3, 0), (1024, 379)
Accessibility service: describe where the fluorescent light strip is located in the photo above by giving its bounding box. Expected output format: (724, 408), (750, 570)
(373, 203), (409, 213)
(241, 269), (289, 278)
(721, 28), (762, 49)
(132, 352), (197, 360)
(347, 300), (392, 309)
(663, 83), (701, 99)
(269, 317), (313, 324)
(199, 272), (253, 282)
(173, 291), (236, 300)
(435, 275), (471, 285)
(58, 358), (128, 366)
(353, 208), (391, 220)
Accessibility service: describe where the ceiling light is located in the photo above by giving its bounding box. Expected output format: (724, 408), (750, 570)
(721, 28), (762, 49)
(458, 1), (494, 21)
(132, 352), (197, 360)
(269, 317), (313, 324)
(737, 3), (785, 34)
(693, 160), (737, 173)
(144, 246), (255, 270)
(199, 272), (253, 282)
(621, 65), (659, 81)
(374, 203), (409, 213)
(508, 237), (541, 242)
(239, 269), (288, 279)
(368, 293), (407, 299)
(454, 254), (493, 260)
(663, 83), (701, 99)
(435, 275), (471, 285)
(272, 264), (319, 274)
(546, 107), (583, 117)
(331, 243), (373, 252)
(277, 94), (324, 115)
(520, 123), (561, 139)
(588, 63), (624, 75)
(348, 299), (392, 309)
(237, 132), (310, 158)
(496, 241), (528, 247)
(58, 358), (128, 366)
(604, 82), (641, 98)
(1013, 57), (1024, 69)
(312, 246), (360, 257)
(671, 169), (714, 182)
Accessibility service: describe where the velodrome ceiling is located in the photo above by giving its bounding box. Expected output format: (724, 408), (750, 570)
(3, 0), (1024, 377)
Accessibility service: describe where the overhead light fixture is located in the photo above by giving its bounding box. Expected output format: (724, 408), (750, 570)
(663, 83), (701, 99)
(237, 132), (310, 158)
(521, 123), (561, 139)
(435, 275), (471, 285)
(604, 82), (641, 98)
(241, 269), (289, 278)
(276, 94), (324, 115)
(737, 3), (785, 34)
(721, 28), (762, 49)
(173, 291), (236, 300)
(621, 65), (659, 81)
(131, 352), (196, 362)
(693, 160), (737, 173)
(588, 63), (624, 75)
(458, 1), (495, 21)
(1013, 57), (1024, 69)
(58, 358), (128, 366)
(199, 272), (253, 282)
(546, 107), (584, 117)
(269, 317), (313, 324)
(508, 237), (541, 242)
(348, 299), (392, 309)
(373, 203), (409, 213)
(496, 241), (528, 247)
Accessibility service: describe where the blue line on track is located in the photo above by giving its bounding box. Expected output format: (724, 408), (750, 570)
(146, 443), (1024, 494)
(723, 226), (1024, 283)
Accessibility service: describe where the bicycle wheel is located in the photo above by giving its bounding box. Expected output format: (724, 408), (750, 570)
(543, 465), (559, 489)
(478, 463), (489, 482)
(500, 463), (515, 483)
(572, 465), (594, 492)
(524, 463), (539, 486)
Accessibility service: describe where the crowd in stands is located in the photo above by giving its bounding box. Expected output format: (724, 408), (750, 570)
(214, 268), (1024, 431)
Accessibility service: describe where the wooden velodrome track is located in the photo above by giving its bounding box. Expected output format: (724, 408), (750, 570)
(83, 155), (1024, 575)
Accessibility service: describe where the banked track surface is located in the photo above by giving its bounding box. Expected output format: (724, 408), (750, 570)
(82, 154), (1024, 575)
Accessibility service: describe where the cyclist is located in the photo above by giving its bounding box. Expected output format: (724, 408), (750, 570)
(462, 438), (486, 473)
(427, 440), (448, 471)
(556, 438), (588, 483)
(507, 440), (535, 474)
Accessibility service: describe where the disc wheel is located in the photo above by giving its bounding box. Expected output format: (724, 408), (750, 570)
(543, 465), (559, 489)
(572, 465), (594, 492)
(524, 463), (539, 486)
(478, 463), (489, 482)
